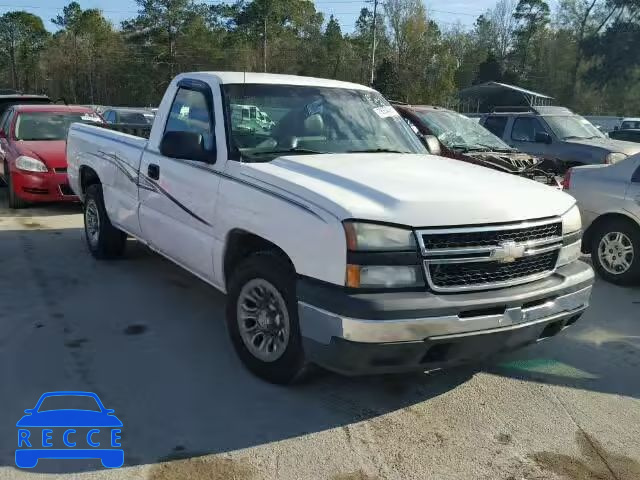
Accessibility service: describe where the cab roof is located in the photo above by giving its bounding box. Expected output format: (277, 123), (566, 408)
(178, 71), (374, 92)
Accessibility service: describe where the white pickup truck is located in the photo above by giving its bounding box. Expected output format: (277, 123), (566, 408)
(67, 72), (594, 384)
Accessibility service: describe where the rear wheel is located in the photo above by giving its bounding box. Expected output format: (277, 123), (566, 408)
(591, 218), (640, 285)
(84, 183), (126, 259)
(226, 252), (308, 384)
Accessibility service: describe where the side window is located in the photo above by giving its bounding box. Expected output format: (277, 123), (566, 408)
(511, 117), (545, 142)
(165, 87), (214, 151)
(1, 109), (14, 136)
(483, 116), (508, 138)
(104, 111), (114, 123)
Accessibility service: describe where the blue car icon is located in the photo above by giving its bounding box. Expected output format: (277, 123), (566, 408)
(16, 391), (123, 468)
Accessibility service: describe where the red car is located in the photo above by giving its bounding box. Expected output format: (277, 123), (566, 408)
(0, 104), (103, 208)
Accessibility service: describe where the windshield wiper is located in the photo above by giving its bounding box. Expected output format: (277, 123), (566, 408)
(242, 147), (327, 161)
(346, 148), (409, 154)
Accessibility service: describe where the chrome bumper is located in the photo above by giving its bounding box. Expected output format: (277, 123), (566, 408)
(299, 286), (590, 344)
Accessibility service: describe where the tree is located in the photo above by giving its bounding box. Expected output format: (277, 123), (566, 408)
(475, 52), (503, 84)
(513, 0), (550, 76)
(0, 11), (47, 89)
(373, 58), (400, 98)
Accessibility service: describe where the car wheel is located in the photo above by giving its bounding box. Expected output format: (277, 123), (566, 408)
(84, 183), (126, 259)
(591, 218), (640, 285)
(226, 252), (309, 384)
(6, 167), (28, 209)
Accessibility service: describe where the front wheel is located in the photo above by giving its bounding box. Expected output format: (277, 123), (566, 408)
(591, 218), (640, 285)
(84, 184), (126, 259)
(226, 252), (308, 384)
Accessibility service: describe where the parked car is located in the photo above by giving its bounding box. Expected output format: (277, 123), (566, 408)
(0, 93), (51, 119)
(609, 128), (640, 143)
(0, 104), (103, 208)
(394, 104), (560, 186)
(564, 156), (640, 285)
(102, 107), (154, 125)
(67, 72), (593, 384)
(479, 106), (640, 171)
(619, 117), (640, 130)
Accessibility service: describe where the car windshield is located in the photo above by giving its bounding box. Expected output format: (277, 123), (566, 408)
(222, 84), (425, 161)
(119, 111), (151, 124)
(14, 112), (102, 141)
(37, 395), (101, 412)
(414, 110), (513, 151)
(543, 115), (605, 140)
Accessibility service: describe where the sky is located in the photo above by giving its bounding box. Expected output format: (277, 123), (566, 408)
(0, 0), (500, 32)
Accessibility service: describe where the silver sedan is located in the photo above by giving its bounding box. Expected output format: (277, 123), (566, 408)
(565, 154), (640, 284)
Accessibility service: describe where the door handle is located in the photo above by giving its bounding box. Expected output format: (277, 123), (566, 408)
(148, 164), (160, 180)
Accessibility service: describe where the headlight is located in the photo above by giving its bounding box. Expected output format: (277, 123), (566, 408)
(605, 152), (627, 164)
(557, 205), (583, 267)
(343, 221), (416, 251)
(562, 205), (582, 235)
(346, 265), (424, 288)
(15, 155), (47, 172)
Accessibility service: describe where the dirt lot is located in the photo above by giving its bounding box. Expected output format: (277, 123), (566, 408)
(0, 192), (639, 480)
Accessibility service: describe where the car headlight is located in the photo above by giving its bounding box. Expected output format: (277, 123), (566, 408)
(15, 155), (48, 172)
(557, 205), (582, 267)
(562, 205), (581, 235)
(343, 221), (416, 251)
(346, 265), (424, 288)
(605, 152), (627, 164)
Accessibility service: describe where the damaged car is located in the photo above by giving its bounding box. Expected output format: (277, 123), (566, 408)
(394, 104), (561, 187)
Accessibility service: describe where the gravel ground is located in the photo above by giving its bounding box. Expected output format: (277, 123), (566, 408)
(0, 192), (638, 480)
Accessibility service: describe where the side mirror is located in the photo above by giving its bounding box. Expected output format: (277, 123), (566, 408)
(535, 131), (552, 144)
(421, 134), (441, 156)
(160, 131), (213, 163)
(614, 126), (619, 131)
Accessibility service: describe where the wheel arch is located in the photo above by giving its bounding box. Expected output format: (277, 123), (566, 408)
(79, 165), (101, 195)
(223, 229), (296, 288)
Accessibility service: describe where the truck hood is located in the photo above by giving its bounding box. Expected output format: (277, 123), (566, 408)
(241, 153), (575, 226)
(16, 140), (67, 169)
(564, 137), (640, 155)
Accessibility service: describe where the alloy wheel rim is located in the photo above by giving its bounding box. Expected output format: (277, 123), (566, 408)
(598, 231), (634, 275)
(237, 278), (290, 362)
(85, 200), (100, 247)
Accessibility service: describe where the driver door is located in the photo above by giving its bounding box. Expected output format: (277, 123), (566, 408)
(138, 80), (221, 282)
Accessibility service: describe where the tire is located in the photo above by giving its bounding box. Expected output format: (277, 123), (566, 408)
(6, 167), (28, 209)
(590, 218), (640, 285)
(84, 183), (126, 259)
(226, 252), (308, 384)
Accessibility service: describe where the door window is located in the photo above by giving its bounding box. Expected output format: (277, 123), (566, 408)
(165, 87), (214, 151)
(483, 116), (508, 138)
(1, 108), (14, 136)
(511, 117), (546, 142)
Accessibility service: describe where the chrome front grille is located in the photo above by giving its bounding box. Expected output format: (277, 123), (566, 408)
(418, 218), (563, 292)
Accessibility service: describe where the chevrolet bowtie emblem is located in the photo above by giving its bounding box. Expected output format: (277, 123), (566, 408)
(490, 240), (526, 263)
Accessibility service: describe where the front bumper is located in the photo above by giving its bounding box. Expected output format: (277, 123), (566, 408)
(298, 261), (594, 375)
(11, 169), (78, 203)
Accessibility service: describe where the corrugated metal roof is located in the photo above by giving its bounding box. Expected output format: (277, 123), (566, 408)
(459, 82), (554, 99)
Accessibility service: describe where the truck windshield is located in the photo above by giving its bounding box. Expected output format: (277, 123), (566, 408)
(543, 115), (605, 140)
(414, 110), (513, 152)
(222, 84), (425, 160)
(15, 112), (102, 141)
